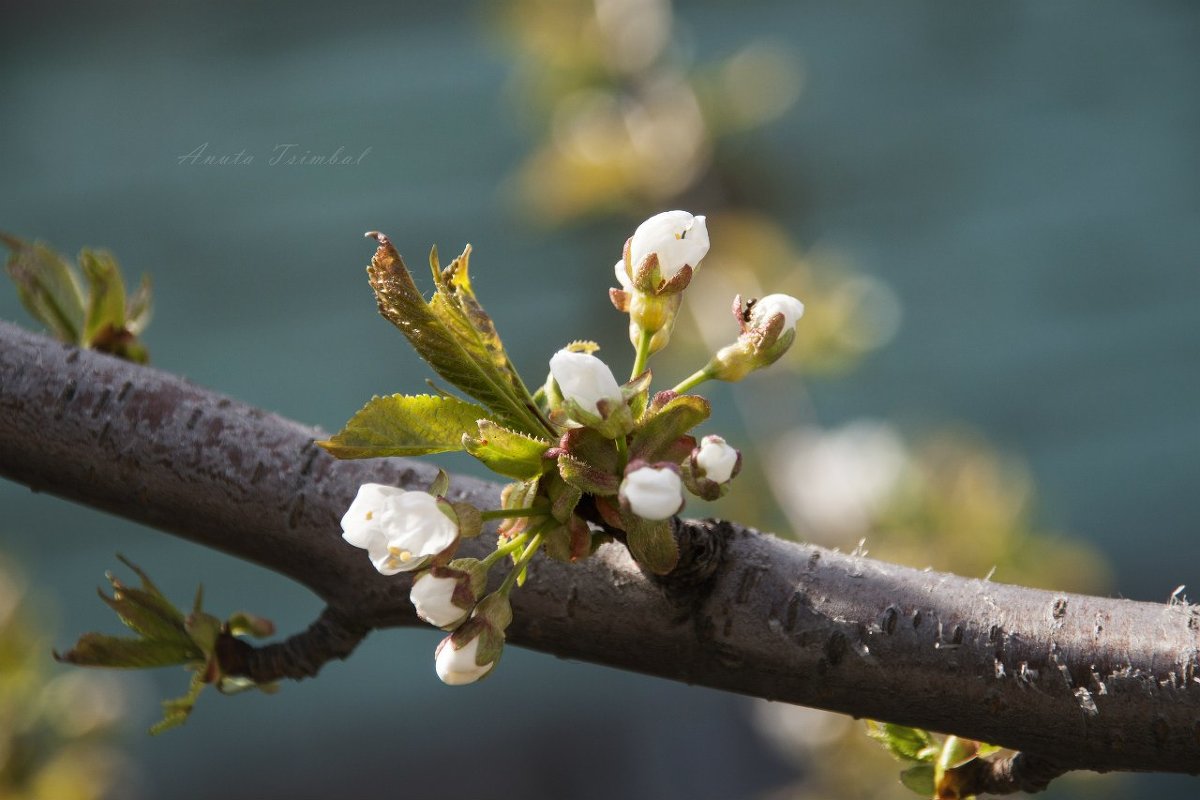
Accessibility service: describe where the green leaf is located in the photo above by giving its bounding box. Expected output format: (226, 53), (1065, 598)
(185, 611), (224, 656)
(899, 764), (936, 797)
(2, 233), (86, 342)
(865, 721), (938, 762)
(55, 633), (201, 669)
(623, 515), (679, 575)
(99, 583), (189, 643)
(464, 420), (551, 480)
(151, 672), (207, 735)
(630, 394), (710, 463)
(365, 234), (547, 436)
(125, 273), (154, 335)
(79, 248), (129, 344)
(316, 394), (490, 458)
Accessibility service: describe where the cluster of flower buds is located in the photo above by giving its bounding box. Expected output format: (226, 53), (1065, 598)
(332, 208), (804, 685)
(341, 478), (515, 685)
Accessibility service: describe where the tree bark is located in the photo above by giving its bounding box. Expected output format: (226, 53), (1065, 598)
(1, 320), (1197, 782)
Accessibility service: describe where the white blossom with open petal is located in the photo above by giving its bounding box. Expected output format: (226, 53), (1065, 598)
(629, 210), (709, 280)
(340, 484), (458, 575)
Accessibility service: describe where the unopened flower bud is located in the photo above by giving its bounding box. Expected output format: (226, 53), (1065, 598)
(435, 627), (495, 686)
(549, 349), (622, 417)
(410, 560), (486, 629)
(619, 464), (684, 521)
(628, 210), (709, 289)
(695, 435), (740, 484)
(707, 293), (806, 382)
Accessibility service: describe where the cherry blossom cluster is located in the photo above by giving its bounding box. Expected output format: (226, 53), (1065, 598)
(336, 210), (805, 684)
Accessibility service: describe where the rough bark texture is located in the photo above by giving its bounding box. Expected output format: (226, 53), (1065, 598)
(2, 320), (1198, 781)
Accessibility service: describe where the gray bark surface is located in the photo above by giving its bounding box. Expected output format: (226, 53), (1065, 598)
(2, 320), (1197, 778)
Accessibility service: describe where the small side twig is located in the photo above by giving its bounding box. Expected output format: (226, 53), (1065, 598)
(218, 606), (371, 684)
(946, 752), (1069, 797)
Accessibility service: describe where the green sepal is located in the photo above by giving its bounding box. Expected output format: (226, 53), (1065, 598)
(463, 420), (552, 480)
(54, 634), (201, 669)
(558, 453), (620, 497)
(226, 611), (276, 639)
(543, 516), (594, 563)
(622, 514), (678, 575)
(366, 234), (546, 436)
(899, 764), (936, 797)
(543, 471), (583, 523)
(865, 721), (938, 762)
(622, 369), (653, 419)
(429, 468), (451, 498)
(316, 393), (490, 458)
(630, 394), (710, 463)
(2, 233), (86, 342)
(451, 502), (483, 538)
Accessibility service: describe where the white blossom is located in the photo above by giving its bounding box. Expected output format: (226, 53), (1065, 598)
(696, 435), (739, 483)
(410, 572), (469, 628)
(340, 484), (458, 575)
(750, 293), (805, 331)
(614, 259), (633, 291)
(629, 210), (709, 281)
(549, 349), (623, 416)
(435, 634), (494, 685)
(620, 465), (684, 520)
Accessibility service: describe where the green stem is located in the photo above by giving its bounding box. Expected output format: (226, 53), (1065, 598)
(614, 434), (629, 470)
(671, 367), (713, 394)
(499, 528), (547, 594)
(482, 533), (528, 569)
(630, 328), (654, 381)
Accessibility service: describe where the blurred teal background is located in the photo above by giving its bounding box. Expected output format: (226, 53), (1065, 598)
(1, 1), (1198, 798)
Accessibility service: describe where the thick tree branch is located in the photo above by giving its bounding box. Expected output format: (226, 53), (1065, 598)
(2, 320), (1199, 788)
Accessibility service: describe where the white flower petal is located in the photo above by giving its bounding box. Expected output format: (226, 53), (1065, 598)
(340, 483), (407, 548)
(380, 493), (459, 571)
(620, 466), (684, 520)
(411, 573), (468, 628)
(696, 435), (738, 483)
(750, 293), (805, 331)
(629, 210), (709, 281)
(614, 259), (633, 290)
(435, 635), (495, 685)
(549, 349), (623, 415)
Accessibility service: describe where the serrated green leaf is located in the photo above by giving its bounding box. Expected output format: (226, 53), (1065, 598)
(185, 611), (223, 656)
(623, 515), (678, 575)
(865, 721), (938, 762)
(630, 394), (710, 463)
(99, 583), (189, 643)
(464, 420), (551, 479)
(2, 233), (86, 342)
(151, 672), (207, 735)
(55, 633), (202, 669)
(80, 248), (128, 344)
(366, 234), (547, 436)
(899, 764), (936, 797)
(317, 393), (490, 458)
